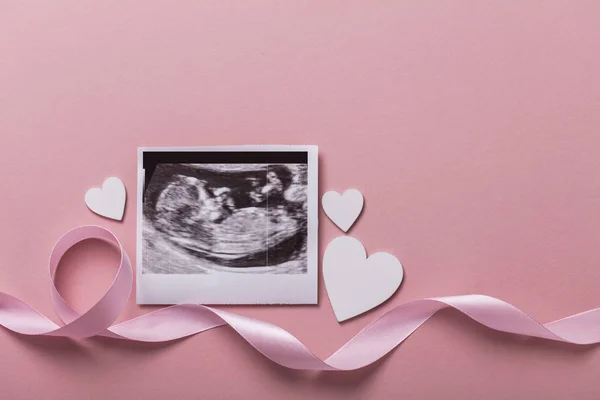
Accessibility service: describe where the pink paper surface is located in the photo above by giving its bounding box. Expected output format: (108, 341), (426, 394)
(1, 1), (600, 399)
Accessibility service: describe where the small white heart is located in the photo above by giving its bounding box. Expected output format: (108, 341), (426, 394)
(323, 236), (403, 322)
(85, 177), (126, 221)
(322, 189), (364, 232)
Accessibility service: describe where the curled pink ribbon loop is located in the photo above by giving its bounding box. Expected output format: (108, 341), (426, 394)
(1, 225), (600, 370)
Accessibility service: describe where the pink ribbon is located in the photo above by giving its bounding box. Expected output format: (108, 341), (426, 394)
(1, 225), (600, 370)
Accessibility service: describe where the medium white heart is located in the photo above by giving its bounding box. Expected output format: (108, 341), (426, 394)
(85, 177), (126, 221)
(322, 189), (364, 232)
(323, 236), (403, 322)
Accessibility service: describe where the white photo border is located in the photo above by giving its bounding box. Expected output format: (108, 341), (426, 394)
(136, 145), (318, 305)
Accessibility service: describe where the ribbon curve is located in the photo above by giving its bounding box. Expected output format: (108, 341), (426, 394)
(1, 225), (600, 370)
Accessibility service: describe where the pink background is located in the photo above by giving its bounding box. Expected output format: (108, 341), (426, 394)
(1, 1), (600, 399)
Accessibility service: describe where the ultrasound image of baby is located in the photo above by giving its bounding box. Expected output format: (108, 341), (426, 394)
(142, 163), (308, 274)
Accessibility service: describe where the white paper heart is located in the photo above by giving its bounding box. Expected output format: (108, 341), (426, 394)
(322, 189), (364, 232)
(85, 177), (126, 221)
(323, 236), (403, 322)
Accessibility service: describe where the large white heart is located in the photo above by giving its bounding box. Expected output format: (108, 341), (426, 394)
(323, 236), (403, 322)
(321, 189), (364, 232)
(85, 177), (126, 221)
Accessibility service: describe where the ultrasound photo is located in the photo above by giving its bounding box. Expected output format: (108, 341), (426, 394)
(137, 147), (318, 305)
(143, 163), (308, 274)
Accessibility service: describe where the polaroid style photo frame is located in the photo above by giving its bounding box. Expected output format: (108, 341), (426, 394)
(136, 145), (318, 305)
